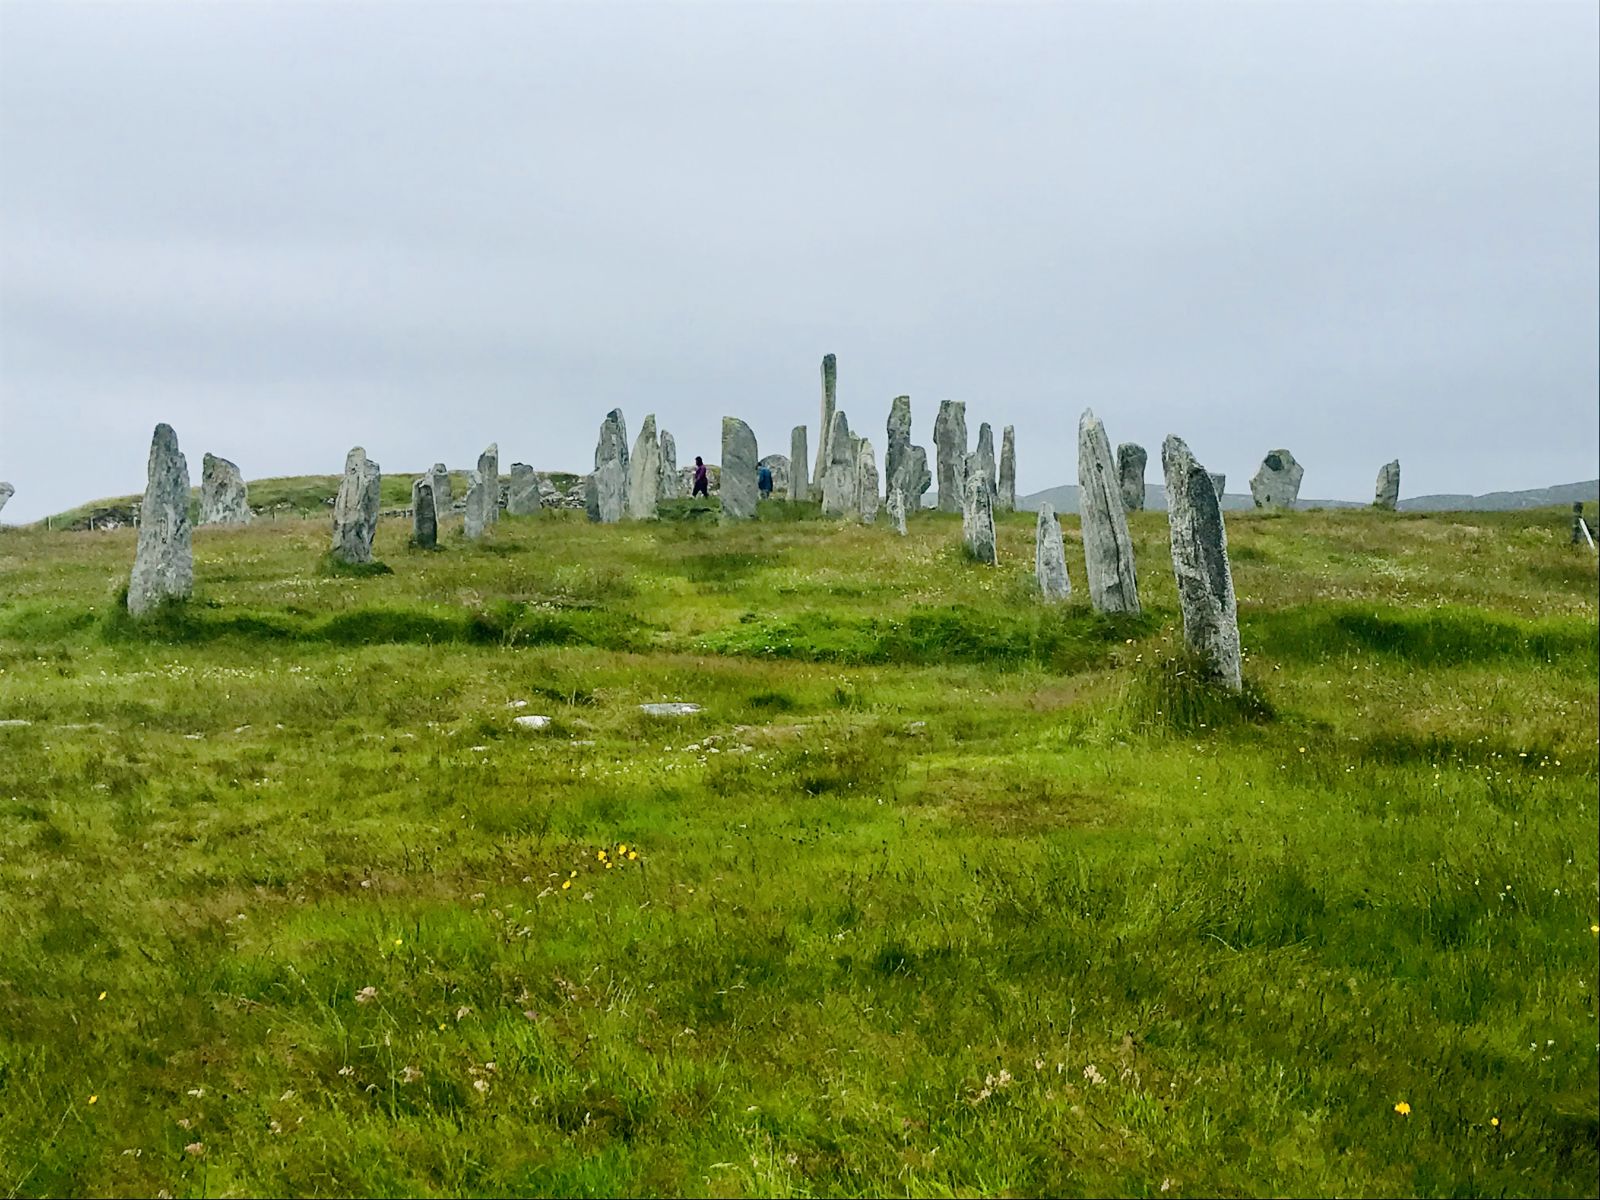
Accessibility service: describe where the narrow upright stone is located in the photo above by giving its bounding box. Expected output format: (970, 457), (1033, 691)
(1162, 435), (1242, 691)
(507, 463), (542, 515)
(855, 442), (880, 525)
(885, 396), (912, 499)
(199, 453), (252, 525)
(331, 446), (382, 565)
(813, 354), (837, 493)
(887, 487), (908, 535)
(789, 426), (809, 500)
(430, 464), (453, 521)
(127, 423), (193, 615)
(411, 477), (437, 548)
(1374, 460), (1400, 510)
(592, 410), (630, 523)
(904, 446), (930, 509)
(1034, 503), (1070, 602)
(961, 453), (997, 565)
(998, 426), (1016, 512)
(1077, 410), (1140, 614)
(820, 411), (857, 518)
(627, 415), (663, 519)
(476, 443), (500, 528)
(1250, 449), (1304, 509)
(933, 400), (968, 513)
(463, 470), (490, 540)
(720, 417), (759, 520)
(974, 423), (997, 497)
(659, 429), (682, 499)
(1117, 442), (1147, 511)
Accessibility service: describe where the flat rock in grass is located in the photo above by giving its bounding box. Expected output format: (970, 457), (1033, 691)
(789, 426), (809, 500)
(998, 425), (1016, 512)
(430, 464), (453, 519)
(411, 477), (437, 548)
(1162, 434), (1241, 690)
(507, 463), (542, 515)
(855, 441), (880, 524)
(1117, 442), (1147, 511)
(0, 718), (33, 728)
(639, 702), (702, 716)
(1374, 459), (1400, 510)
(887, 486), (908, 535)
(128, 423), (194, 615)
(199, 452), (253, 524)
(513, 714), (553, 730)
(659, 428), (682, 499)
(627, 414), (663, 519)
(1077, 410), (1140, 614)
(1035, 502), (1071, 601)
(933, 400), (968, 513)
(1250, 448), (1304, 509)
(961, 452), (997, 564)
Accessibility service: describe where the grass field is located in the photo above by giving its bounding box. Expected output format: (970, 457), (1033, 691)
(0, 497), (1595, 1197)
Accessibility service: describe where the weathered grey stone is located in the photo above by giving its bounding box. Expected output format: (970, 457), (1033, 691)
(1162, 435), (1241, 691)
(639, 702), (702, 716)
(411, 478), (437, 548)
(1116, 442), (1147, 511)
(584, 473), (601, 522)
(1035, 502), (1070, 602)
(813, 353), (837, 492)
(961, 452), (997, 565)
(887, 487), (908, 535)
(721, 417), (759, 520)
(903, 446), (930, 509)
(998, 426), (1016, 512)
(855, 442), (880, 525)
(199, 453), (252, 525)
(507, 463), (541, 515)
(789, 426), (809, 500)
(331, 446), (381, 565)
(592, 410), (630, 523)
(0, 482), (12, 518)
(659, 429), (681, 499)
(933, 400), (968, 513)
(885, 396), (912, 498)
(820, 411), (857, 518)
(1077, 410), (1140, 614)
(1209, 472), (1226, 499)
(627, 414), (663, 519)
(1250, 448), (1304, 509)
(429, 464), (452, 520)
(478, 444), (499, 526)
(128, 423), (193, 615)
(463, 470), (490, 540)
(758, 454), (790, 499)
(974, 423), (997, 497)
(1374, 459), (1400, 510)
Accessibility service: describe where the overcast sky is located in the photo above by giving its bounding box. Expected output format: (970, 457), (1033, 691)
(2, 1), (1596, 521)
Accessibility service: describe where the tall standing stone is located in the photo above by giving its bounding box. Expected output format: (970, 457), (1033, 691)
(199, 453), (253, 525)
(1116, 442), (1147, 512)
(331, 446), (381, 566)
(1209, 472), (1226, 500)
(789, 426), (809, 500)
(1249, 449), (1304, 509)
(476, 443), (499, 528)
(855, 442), (880, 525)
(1077, 410), (1140, 615)
(592, 410), (630, 523)
(411, 477), (438, 548)
(429, 464), (453, 521)
(813, 354), (837, 493)
(820, 411), (856, 518)
(507, 463), (542, 515)
(659, 429), (682, 499)
(974, 423), (997, 498)
(887, 487), (908, 535)
(885, 396), (912, 499)
(933, 400), (968, 513)
(1374, 460), (1400, 510)
(720, 417), (759, 520)
(1035, 503), (1071, 602)
(903, 446), (930, 509)
(627, 415), (663, 519)
(998, 426), (1016, 513)
(127, 423), (193, 615)
(961, 453), (997, 565)
(463, 470), (491, 540)
(1162, 435), (1241, 691)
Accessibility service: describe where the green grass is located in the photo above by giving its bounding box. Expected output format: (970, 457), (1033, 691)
(0, 502), (1594, 1197)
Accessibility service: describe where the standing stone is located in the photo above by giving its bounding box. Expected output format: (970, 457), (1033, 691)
(1116, 442), (1147, 512)
(1077, 410), (1141, 615)
(1035, 503), (1071, 602)
(885, 397), (913, 499)
(627, 415), (663, 519)
(507, 463), (542, 515)
(998, 426), (1016, 513)
(855, 442), (880, 525)
(331, 446), (382, 566)
(720, 417), (759, 520)
(127, 423), (194, 615)
(592, 410), (630, 523)
(789, 426), (809, 500)
(411, 477), (438, 548)
(887, 487), (908, 535)
(429, 464), (453, 521)
(903, 446), (930, 509)
(933, 400), (968, 513)
(974, 423), (997, 498)
(1374, 460), (1400, 510)
(1249, 449), (1304, 509)
(813, 354), (837, 493)
(199, 453), (253, 525)
(1209, 472), (1226, 500)
(758, 454), (791, 499)
(463, 470), (491, 540)
(658, 429), (681, 499)
(584, 474), (601, 522)
(475, 444), (500, 529)
(0, 482), (12, 518)
(961, 453), (997, 565)
(1162, 435), (1242, 691)
(820, 411), (857, 518)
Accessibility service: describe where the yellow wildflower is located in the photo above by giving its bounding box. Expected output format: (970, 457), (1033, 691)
(97, 991), (106, 1001)
(1394, 1101), (1411, 1116)
(597, 850), (607, 861)
(1490, 1116), (1500, 1128)
(561, 880), (572, 890)
(88, 1095), (98, 1105)
(628, 851), (638, 861)
(618, 844), (628, 854)
(393, 938), (402, 947)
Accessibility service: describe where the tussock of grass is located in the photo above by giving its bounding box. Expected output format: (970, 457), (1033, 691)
(1122, 654), (1276, 734)
(1249, 603), (1596, 670)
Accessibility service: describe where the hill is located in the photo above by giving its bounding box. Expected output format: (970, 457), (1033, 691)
(1015, 478), (1599, 515)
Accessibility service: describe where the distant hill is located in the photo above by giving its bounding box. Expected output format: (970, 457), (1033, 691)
(1013, 479), (1599, 515)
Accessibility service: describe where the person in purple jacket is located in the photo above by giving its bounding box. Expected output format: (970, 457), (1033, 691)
(692, 456), (709, 498)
